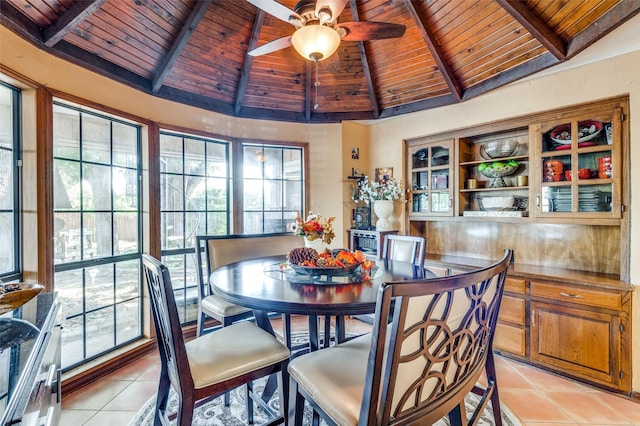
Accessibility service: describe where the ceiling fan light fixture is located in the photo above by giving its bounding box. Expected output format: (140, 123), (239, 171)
(291, 24), (340, 61)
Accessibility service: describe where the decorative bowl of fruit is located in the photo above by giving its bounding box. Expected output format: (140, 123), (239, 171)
(478, 160), (519, 187)
(287, 248), (365, 277)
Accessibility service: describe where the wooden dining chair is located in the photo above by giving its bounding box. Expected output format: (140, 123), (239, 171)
(195, 233), (302, 337)
(355, 234), (427, 325)
(142, 254), (290, 426)
(382, 234), (426, 266)
(288, 249), (513, 426)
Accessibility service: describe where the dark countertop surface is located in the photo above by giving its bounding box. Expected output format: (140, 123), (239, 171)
(0, 292), (58, 425)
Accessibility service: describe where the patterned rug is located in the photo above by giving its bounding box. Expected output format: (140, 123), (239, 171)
(129, 380), (521, 426)
(129, 332), (522, 426)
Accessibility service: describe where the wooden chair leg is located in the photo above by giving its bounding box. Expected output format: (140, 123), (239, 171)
(447, 400), (467, 426)
(177, 397), (195, 426)
(247, 382), (254, 424)
(196, 311), (205, 337)
(289, 378), (305, 426)
(486, 352), (503, 426)
(154, 369), (170, 426)
(323, 315), (331, 348)
(278, 363), (289, 423)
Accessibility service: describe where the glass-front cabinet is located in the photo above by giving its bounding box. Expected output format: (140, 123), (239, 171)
(408, 140), (454, 217)
(535, 108), (622, 219)
(404, 98), (626, 224)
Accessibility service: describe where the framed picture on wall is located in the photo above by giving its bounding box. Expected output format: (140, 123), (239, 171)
(375, 167), (393, 182)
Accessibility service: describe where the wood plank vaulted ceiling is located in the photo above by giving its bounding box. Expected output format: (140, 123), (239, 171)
(2, 0), (639, 123)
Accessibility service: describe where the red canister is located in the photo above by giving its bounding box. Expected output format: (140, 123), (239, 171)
(598, 156), (612, 178)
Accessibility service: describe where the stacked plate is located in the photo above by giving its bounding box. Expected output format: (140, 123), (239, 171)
(578, 188), (612, 212)
(549, 188), (572, 212)
(549, 187), (611, 212)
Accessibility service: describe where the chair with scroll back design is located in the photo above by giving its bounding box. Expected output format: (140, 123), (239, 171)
(142, 254), (290, 426)
(288, 249), (512, 426)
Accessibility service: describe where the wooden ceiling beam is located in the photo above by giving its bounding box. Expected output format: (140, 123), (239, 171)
(566, 1), (640, 58)
(404, 0), (463, 101)
(0, 1), (44, 45)
(495, 0), (566, 60)
(236, 10), (266, 114)
(350, 0), (379, 118)
(43, 0), (106, 47)
(152, 0), (212, 93)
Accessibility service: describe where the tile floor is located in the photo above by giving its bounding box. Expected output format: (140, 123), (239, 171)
(61, 316), (640, 425)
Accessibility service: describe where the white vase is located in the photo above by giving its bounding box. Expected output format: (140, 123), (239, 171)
(373, 200), (395, 231)
(304, 236), (325, 252)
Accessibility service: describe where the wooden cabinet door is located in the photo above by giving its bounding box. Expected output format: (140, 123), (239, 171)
(406, 139), (455, 217)
(530, 301), (622, 389)
(533, 107), (622, 220)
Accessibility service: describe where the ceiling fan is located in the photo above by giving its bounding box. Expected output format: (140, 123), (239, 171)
(246, 0), (406, 61)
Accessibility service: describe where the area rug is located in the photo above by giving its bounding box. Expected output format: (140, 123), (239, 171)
(129, 332), (521, 426)
(129, 380), (520, 426)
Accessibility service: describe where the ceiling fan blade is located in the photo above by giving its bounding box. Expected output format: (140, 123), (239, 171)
(248, 36), (293, 57)
(315, 0), (348, 24)
(336, 21), (406, 41)
(245, 0), (302, 25)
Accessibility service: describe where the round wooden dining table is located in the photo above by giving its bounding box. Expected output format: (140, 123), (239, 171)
(210, 255), (435, 408)
(209, 255), (435, 349)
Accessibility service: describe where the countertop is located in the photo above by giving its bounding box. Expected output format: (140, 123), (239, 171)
(423, 253), (633, 292)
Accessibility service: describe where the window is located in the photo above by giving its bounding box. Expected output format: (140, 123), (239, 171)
(53, 102), (142, 370)
(159, 131), (230, 323)
(0, 83), (20, 282)
(243, 144), (304, 233)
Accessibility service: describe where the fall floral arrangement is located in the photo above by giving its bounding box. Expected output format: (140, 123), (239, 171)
(357, 176), (404, 203)
(292, 212), (335, 245)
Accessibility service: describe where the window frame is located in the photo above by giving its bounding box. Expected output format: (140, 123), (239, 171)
(52, 100), (144, 371)
(0, 82), (22, 282)
(159, 130), (232, 323)
(239, 141), (306, 234)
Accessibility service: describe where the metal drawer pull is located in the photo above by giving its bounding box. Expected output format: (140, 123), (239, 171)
(559, 292), (583, 299)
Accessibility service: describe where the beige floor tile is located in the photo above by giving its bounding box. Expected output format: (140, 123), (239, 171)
(81, 410), (137, 425)
(62, 379), (131, 411)
(500, 389), (574, 423)
(101, 380), (158, 411)
(546, 391), (637, 425)
(59, 409), (98, 425)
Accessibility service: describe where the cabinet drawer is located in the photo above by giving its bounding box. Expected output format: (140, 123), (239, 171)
(495, 323), (526, 356)
(499, 295), (526, 325)
(530, 281), (621, 310)
(504, 277), (526, 294)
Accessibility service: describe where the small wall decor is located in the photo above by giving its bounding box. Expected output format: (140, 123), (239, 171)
(351, 147), (359, 159)
(375, 167), (393, 182)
